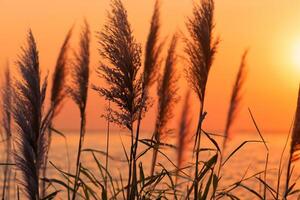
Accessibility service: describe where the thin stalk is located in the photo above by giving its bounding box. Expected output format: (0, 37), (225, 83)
(150, 128), (158, 176)
(285, 151), (293, 198)
(130, 110), (142, 199)
(2, 136), (11, 200)
(130, 89), (149, 199)
(105, 101), (111, 190)
(194, 99), (205, 199)
(126, 127), (135, 200)
(72, 112), (86, 200)
(41, 126), (52, 198)
(276, 125), (292, 199)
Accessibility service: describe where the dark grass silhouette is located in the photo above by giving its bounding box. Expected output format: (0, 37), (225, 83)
(136, 0), (163, 182)
(1, 64), (12, 200)
(217, 50), (248, 194)
(176, 90), (192, 181)
(94, 0), (142, 198)
(2, 0), (300, 199)
(41, 26), (73, 198)
(12, 30), (52, 200)
(286, 84), (300, 196)
(223, 50), (248, 150)
(131, 0), (164, 196)
(151, 35), (179, 176)
(69, 21), (90, 200)
(185, 0), (219, 198)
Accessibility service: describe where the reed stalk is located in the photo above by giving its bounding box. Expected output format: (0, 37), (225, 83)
(94, 1), (142, 198)
(222, 50), (248, 151)
(12, 30), (51, 200)
(150, 36), (178, 177)
(176, 90), (192, 184)
(217, 50), (248, 180)
(1, 64), (12, 200)
(185, 0), (219, 198)
(105, 101), (111, 191)
(285, 84), (300, 198)
(133, 0), (162, 192)
(41, 26), (73, 198)
(69, 21), (90, 200)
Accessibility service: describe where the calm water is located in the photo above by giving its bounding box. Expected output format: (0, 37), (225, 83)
(1, 131), (299, 199)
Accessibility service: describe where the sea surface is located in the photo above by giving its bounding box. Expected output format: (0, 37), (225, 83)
(0, 130), (299, 199)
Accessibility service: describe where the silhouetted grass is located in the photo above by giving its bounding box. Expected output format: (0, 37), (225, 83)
(222, 50), (248, 150)
(176, 91), (192, 182)
(151, 35), (179, 176)
(136, 0), (163, 186)
(41, 26), (73, 198)
(12, 30), (51, 200)
(185, 0), (219, 198)
(1, 64), (12, 200)
(2, 0), (300, 199)
(94, 0), (143, 199)
(69, 21), (90, 200)
(285, 84), (300, 198)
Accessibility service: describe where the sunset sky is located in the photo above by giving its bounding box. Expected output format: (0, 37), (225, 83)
(0, 0), (300, 134)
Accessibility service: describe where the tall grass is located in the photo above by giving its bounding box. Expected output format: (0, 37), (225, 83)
(150, 36), (179, 176)
(94, 0), (142, 199)
(69, 21), (90, 200)
(137, 0), (163, 181)
(222, 50), (248, 151)
(176, 91), (192, 180)
(1, 64), (12, 200)
(185, 0), (219, 198)
(12, 30), (51, 200)
(41, 26), (73, 198)
(2, 0), (300, 199)
(285, 84), (300, 197)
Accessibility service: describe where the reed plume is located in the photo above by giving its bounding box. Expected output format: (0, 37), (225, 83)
(142, 0), (162, 97)
(41, 27), (73, 198)
(131, 0), (163, 196)
(69, 21), (90, 200)
(150, 35), (179, 176)
(222, 50), (248, 150)
(93, 0), (142, 198)
(1, 64), (12, 200)
(94, 0), (142, 131)
(50, 27), (73, 115)
(185, 0), (219, 198)
(285, 84), (300, 195)
(12, 30), (51, 200)
(177, 91), (192, 175)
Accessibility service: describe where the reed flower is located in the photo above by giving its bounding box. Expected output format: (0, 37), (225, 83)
(185, 0), (219, 198)
(41, 27), (73, 197)
(223, 50), (248, 150)
(93, 1), (142, 198)
(51, 27), (73, 115)
(142, 0), (163, 105)
(94, 0), (142, 131)
(12, 30), (51, 200)
(69, 22), (90, 116)
(132, 0), (163, 193)
(177, 91), (192, 171)
(289, 87), (300, 162)
(185, 0), (219, 103)
(69, 21), (90, 200)
(286, 83), (300, 195)
(150, 35), (179, 176)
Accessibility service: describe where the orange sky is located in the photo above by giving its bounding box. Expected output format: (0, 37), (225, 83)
(1, 0), (300, 134)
